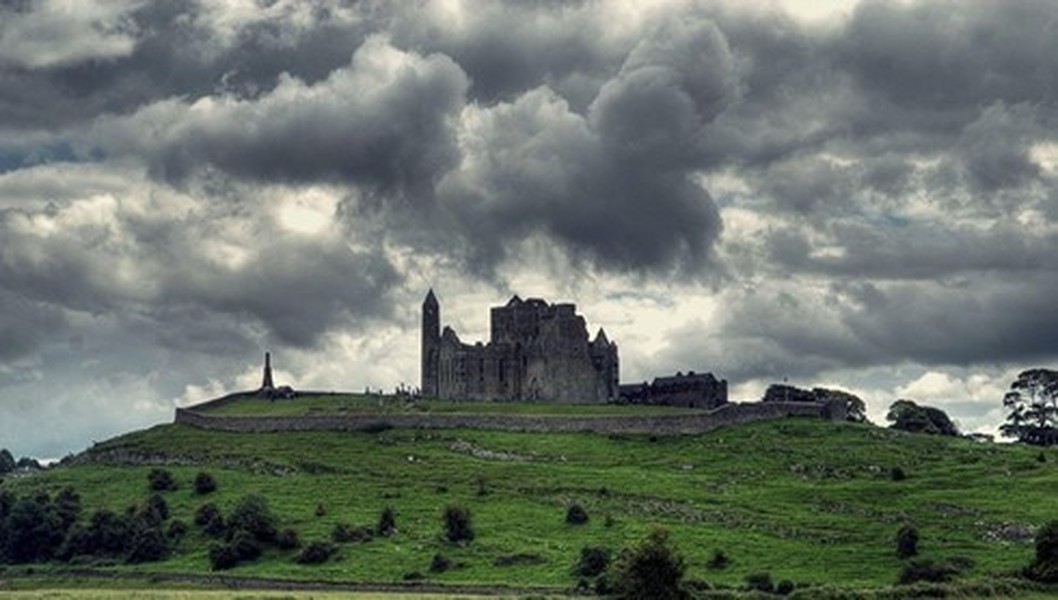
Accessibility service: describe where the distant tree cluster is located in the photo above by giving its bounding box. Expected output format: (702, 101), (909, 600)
(1001, 369), (1058, 446)
(886, 399), (959, 436)
(0, 485), (178, 565)
(0, 449), (43, 476)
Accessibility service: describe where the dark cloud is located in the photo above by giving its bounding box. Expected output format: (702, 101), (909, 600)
(4, 0), (1058, 457)
(92, 37), (468, 199)
(0, 289), (66, 361)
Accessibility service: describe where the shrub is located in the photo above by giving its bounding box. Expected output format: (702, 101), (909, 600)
(228, 529), (263, 562)
(166, 519), (188, 540)
(227, 495), (276, 543)
(1026, 519), (1058, 582)
(707, 548), (729, 570)
(54, 487), (80, 530)
(429, 553), (451, 573)
(745, 571), (775, 593)
(277, 528), (300, 550)
(377, 507), (396, 536)
(896, 524), (919, 559)
(193, 472), (217, 495)
(142, 493), (169, 526)
(566, 503), (589, 525)
(890, 466), (907, 481)
(776, 579), (796, 595)
(314, 503), (327, 517)
(194, 503), (226, 537)
(332, 523), (374, 543)
(443, 505), (474, 544)
(147, 468), (177, 492)
(295, 541), (335, 564)
(125, 526), (169, 564)
(209, 543), (239, 571)
(575, 546), (610, 577)
(898, 559), (959, 585)
(609, 526), (686, 600)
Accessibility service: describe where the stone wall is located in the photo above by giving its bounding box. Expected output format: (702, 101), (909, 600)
(174, 400), (841, 436)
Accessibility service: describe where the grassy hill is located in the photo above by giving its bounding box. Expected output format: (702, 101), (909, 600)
(1, 399), (1055, 595)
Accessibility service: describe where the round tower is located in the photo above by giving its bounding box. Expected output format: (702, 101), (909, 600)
(421, 289), (440, 397)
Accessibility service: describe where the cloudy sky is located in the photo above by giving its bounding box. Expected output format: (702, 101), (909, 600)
(2, 0), (1056, 459)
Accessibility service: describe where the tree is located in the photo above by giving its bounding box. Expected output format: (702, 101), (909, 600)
(377, 507), (396, 536)
(1026, 520), (1058, 582)
(609, 526), (687, 600)
(1001, 369), (1058, 446)
(147, 468), (177, 491)
(227, 495), (277, 543)
(896, 525), (919, 559)
(194, 472), (217, 495)
(442, 505), (474, 544)
(3, 496), (64, 563)
(887, 399), (959, 436)
(0, 449), (16, 474)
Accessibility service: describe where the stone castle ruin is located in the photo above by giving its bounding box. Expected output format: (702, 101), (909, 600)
(620, 371), (728, 410)
(421, 290), (619, 402)
(420, 290), (730, 407)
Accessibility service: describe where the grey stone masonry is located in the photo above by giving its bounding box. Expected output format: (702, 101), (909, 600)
(422, 292), (619, 403)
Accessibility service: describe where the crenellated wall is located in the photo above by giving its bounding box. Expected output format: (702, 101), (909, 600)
(174, 400), (844, 436)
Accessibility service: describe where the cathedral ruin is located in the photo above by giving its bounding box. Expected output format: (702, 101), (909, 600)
(421, 290), (619, 403)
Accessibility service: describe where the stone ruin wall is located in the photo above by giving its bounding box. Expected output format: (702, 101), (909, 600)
(174, 399), (844, 436)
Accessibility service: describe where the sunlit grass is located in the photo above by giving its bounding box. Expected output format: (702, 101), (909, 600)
(2, 419), (1056, 592)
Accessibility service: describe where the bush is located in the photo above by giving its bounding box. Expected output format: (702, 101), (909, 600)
(443, 505), (474, 544)
(745, 571), (774, 593)
(209, 543), (239, 571)
(166, 519), (188, 541)
(147, 468), (177, 492)
(125, 526), (169, 564)
(142, 493), (169, 526)
(898, 559), (960, 584)
(194, 503), (226, 537)
(707, 548), (729, 570)
(429, 553), (451, 573)
(566, 503), (589, 525)
(227, 495), (276, 543)
(609, 527), (686, 600)
(295, 541), (336, 564)
(776, 579), (796, 595)
(575, 546), (610, 577)
(332, 523), (374, 543)
(193, 472), (217, 495)
(314, 503), (327, 517)
(277, 528), (300, 550)
(1027, 520), (1058, 582)
(377, 507), (396, 536)
(896, 524), (919, 559)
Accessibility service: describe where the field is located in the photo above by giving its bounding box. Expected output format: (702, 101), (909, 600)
(2, 402), (1056, 596)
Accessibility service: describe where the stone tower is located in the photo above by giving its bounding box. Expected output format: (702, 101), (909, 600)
(421, 289), (440, 397)
(261, 352), (274, 390)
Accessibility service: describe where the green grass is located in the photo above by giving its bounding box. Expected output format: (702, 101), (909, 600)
(2, 418), (1056, 594)
(203, 394), (703, 416)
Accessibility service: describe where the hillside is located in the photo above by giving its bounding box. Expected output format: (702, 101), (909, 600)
(1, 406), (1055, 594)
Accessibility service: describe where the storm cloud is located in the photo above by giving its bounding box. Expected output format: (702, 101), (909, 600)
(2, 0), (1057, 457)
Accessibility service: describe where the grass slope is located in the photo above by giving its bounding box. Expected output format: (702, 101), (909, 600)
(2, 415), (1055, 591)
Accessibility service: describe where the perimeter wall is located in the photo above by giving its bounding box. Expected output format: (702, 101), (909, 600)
(174, 399), (846, 436)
